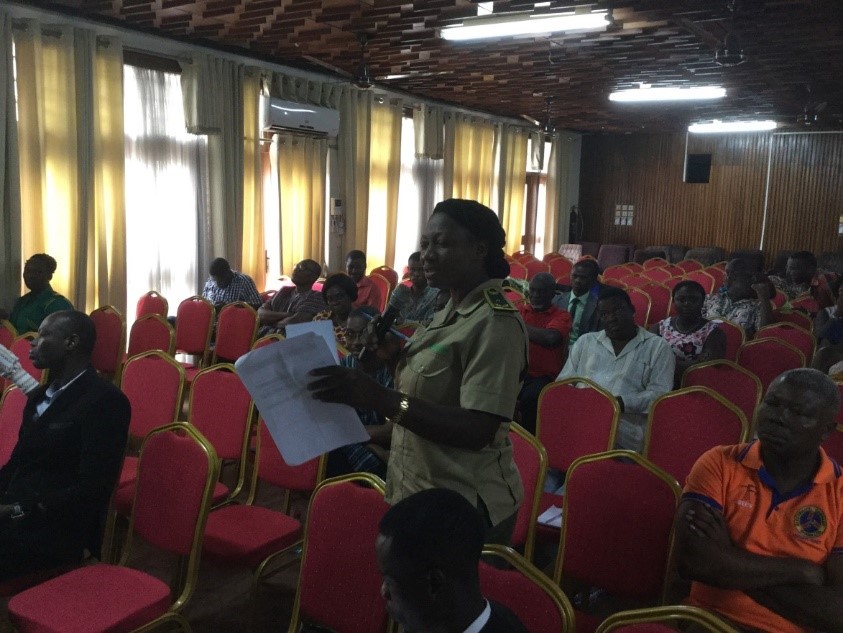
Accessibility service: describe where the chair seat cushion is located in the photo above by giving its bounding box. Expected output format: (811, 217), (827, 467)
(8, 564), (171, 633)
(203, 505), (302, 568)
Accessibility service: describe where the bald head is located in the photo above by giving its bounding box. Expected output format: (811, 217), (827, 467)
(529, 273), (558, 311)
(50, 311), (97, 357)
(773, 368), (840, 414)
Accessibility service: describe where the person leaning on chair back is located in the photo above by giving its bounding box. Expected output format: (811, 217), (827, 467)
(0, 310), (130, 582)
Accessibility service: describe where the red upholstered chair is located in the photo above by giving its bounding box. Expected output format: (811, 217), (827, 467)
(620, 275), (650, 290)
(704, 266), (727, 290)
(0, 319), (16, 349)
(685, 270), (716, 295)
(479, 545), (575, 633)
(252, 333), (285, 349)
(525, 259), (551, 280)
(624, 262), (644, 273)
(676, 259), (703, 274)
(641, 268), (673, 285)
(512, 251), (536, 262)
(823, 426), (843, 464)
(90, 306), (126, 384)
(188, 364), (254, 505)
(509, 423), (547, 562)
(8, 423), (219, 633)
(644, 387), (749, 485)
(370, 266), (398, 291)
(642, 257), (669, 270)
(543, 252), (563, 262)
(135, 290), (168, 319)
(548, 257), (573, 284)
(662, 264), (684, 278)
(367, 273), (391, 312)
(287, 474), (390, 633)
(127, 314), (175, 358)
(682, 360), (762, 431)
(174, 295), (215, 367)
(627, 287), (652, 327)
(594, 605), (741, 633)
(771, 290), (788, 309)
(213, 301), (258, 364)
(639, 283), (672, 325)
(737, 338), (806, 394)
(504, 288), (527, 309)
(790, 295), (819, 315)
(554, 451), (681, 633)
(602, 265), (631, 282)
(260, 289), (277, 303)
(509, 259), (529, 280)
(714, 319), (746, 362)
(773, 309), (813, 332)
(755, 322), (816, 365)
(10, 334), (42, 386)
(0, 386), (27, 468)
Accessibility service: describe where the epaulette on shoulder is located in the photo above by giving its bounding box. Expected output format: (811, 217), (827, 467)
(484, 287), (517, 312)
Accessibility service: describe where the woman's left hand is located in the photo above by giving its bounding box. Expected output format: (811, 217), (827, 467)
(308, 365), (388, 409)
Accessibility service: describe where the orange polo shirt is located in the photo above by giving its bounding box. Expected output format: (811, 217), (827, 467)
(684, 442), (843, 633)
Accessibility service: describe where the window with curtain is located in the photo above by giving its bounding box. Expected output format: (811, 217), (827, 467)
(524, 140), (552, 255)
(123, 64), (206, 321)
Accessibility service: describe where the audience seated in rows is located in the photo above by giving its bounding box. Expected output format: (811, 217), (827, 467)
(551, 259), (603, 348)
(676, 368), (843, 633)
(703, 260), (772, 338)
(649, 280), (725, 388)
(257, 259), (326, 336)
(387, 252), (438, 326)
(314, 273), (357, 349)
(812, 279), (843, 375)
(346, 250), (383, 310)
(0, 254), (73, 334)
(517, 273), (571, 433)
(769, 251), (837, 315)
(202, 257), (262, 310)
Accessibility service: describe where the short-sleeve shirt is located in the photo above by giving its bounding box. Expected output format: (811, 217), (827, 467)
(517, 304), (572, 378)
(354, 276), (383, 310)
(657, 318), (720, 362)
(9, 286), (74, 334)
(387, 283), (438, 325)
(202, 271), (262, 308)
(684, 442), (843, 633)
(387, 279), (527, 525)
(265, 287), (327, 318)
(703, 293), (761, 335)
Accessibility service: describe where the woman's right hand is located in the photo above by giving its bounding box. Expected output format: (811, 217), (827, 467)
(361, 316), (404, 362)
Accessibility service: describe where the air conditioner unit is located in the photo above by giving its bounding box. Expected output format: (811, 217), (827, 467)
(260, 96), (340, 137)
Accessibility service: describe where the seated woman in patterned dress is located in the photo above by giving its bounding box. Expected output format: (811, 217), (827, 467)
(650, 280), (726, 388)
(313, 273), (358, 351)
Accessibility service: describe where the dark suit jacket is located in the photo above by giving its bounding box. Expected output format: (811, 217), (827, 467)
(0, 367), (130, 559)
(552, 285), (602, 338)
(480, 600), (529, 633)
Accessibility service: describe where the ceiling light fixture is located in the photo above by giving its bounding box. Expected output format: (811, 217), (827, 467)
(609, 86), (726, 102)
(689, 120), (778, 133)
(440, 11), (609, 42)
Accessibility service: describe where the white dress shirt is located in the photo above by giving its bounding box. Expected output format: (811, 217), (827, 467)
(462, 600), (491, 633)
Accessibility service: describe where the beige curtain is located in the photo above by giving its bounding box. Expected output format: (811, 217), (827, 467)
(365, 98), (402, 270)
(0, 11), (22, 309)
(338, 88), (373, 252)
(272, 133), (327, 276)
(241, 69), (265, 290)
(498, 125), (529, 254)
(443, 113), (496, 206)
(545, 133), (579, 253)
(413, 104), (443, 159)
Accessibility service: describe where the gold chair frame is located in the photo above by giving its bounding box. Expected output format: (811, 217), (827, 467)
(90, 305), (127, 385)
(136, 290), (169, 319)
(212, 301), (259, 364)
(129, 313), (176, 356)
(594, 605), (741, 633)
(175, 295), (215, 367)
(681, 359), (762, 431)
(536, 377), (622, 453)
(508, 422), (547, 562)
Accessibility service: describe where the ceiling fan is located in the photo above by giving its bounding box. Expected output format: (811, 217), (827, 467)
(353, 31), (374, 89)
(678, 1), (747, 67)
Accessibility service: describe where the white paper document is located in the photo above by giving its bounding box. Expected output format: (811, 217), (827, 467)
(235, 332), (368, 465)
(537, 505), (563, 528)
(285, 320), (341, 364)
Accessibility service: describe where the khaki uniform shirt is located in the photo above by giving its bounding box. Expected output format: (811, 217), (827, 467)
(386, 279), (527, 525)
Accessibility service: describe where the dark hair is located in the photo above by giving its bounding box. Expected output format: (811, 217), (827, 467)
(530, 272), (556, 289)
(775, 368), (841, 414)
(52, 310), (97, 356)
(321, 273), (359, 302)
(379, 488), (483, 581)
(346, 250), (366, 262)
(598, 285), (633, 309)
(431, 199), (509, 279)
(573, 259), (601, 278)
(408, 251), (422, 263)
(209, 257), (231, 276)
(299, 259), (322, 276)
(671, 279), (707, 300)
(789, 251), (818, 269)
(349, 305), (379, 320)
(27, 253), (58, 275)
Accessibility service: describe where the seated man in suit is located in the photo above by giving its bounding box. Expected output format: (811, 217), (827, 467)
(376, 488), (528, 633)
(0, 310), (131, 581)
(551, 259), (602, 349)
(675, 368), (843, 633)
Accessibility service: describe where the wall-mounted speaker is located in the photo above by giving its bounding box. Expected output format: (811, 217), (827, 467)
(684, 153), (712, 183)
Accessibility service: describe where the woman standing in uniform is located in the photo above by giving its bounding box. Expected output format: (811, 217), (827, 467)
(309, 199), (527, 544)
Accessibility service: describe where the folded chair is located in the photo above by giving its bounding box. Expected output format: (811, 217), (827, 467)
(127, 313), (175, 357)
(8, 423), (219, 633)
(287, 474), (390, 633)
(135, 290), (168, 319)
(212, 301), (258, 363)
(594, 605), (741, 633)
(480, 545), (575, 632)
(90, 306), (126, 385)
(0, 386), (27, 468)
(509, 423), (547, 562)
(682, 360), (762, 431)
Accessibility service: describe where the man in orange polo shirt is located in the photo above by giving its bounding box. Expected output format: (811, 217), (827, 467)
(675, 368), (843, 633)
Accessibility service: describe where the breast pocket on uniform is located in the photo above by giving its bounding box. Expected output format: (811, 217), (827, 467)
(405, 346), (454, 397)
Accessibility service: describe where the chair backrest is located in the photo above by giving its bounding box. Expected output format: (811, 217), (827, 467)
(127, 314), (175, 357)
(638, 283), (672, 325)
(512, 251), (536, 262)
(0, 386), (27, 468)
(175, 296), (215, 360)
(548, 257), (573, 283)
(370, 266), (398, 290)
(602, 265), (631, 282)
(212, 301), (258, 363)
(627, 287), (652, 327)
(252, 333), (285, 349)
(508, 259), (528, 280)
(525, 259), (551, 279)
(644, 386), (749, 484)
(121, 351), (185, 439)
(290, 474), (390, 633)
(90, 306), (126, 381)
(621, 275), (650, 290)
(823, 426), (843, 464)
(676, 259), (703, 273)
(685, 270), (716, 294)
(594, 605), (742, 633)
(641, 268), (673, 285)
(10, 334), (42, 384)
(774, 309), (813, 330)
(537, 378), (620, 472)
(125, 423), (218, 611)
(756, 323), (816, 365)
(135, 291), (168, 319)
(642, 257), (669, 270)
(771, 290), (788, 309)
(189, 365), (253, 464)
(260, 289), (277, 303)
(624, 262), (644, 273)
(555, 451), (681, 601)
(682, 359), (762, 429)
(714, 319), (745, 362)
(367, 273), (391, 312)
(705, 266), (726, 290)
(737, 338), (806, 394)
(509, 423), (547, 562)
(790, 295), (819, 314)
(479, 545), (575, 633)
(0, 320), (16, 349)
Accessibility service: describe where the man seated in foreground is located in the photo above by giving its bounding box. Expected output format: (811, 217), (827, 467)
(557, 286), (674, 452)
(0, 254), (73, 334)
(675, 368), (843, 633)
(257, 259), (326, 335)
(377, 488), (528, 633)
(0, 311), (131, 581)
(202, 257), (262, 310)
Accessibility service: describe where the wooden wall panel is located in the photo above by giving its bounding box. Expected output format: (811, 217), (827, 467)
(579, 132), (843, 264)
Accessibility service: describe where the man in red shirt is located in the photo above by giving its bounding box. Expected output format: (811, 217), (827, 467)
(517, 273), (571, 433)
(346, 250), (383, 310)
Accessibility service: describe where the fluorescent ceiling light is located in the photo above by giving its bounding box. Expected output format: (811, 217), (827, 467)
(609, 86), (726, 102)
(440, 11), (609, 41)
(689, 120), (778, 133)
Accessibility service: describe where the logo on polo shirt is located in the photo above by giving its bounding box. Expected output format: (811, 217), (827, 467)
(794, 505), (827, 539)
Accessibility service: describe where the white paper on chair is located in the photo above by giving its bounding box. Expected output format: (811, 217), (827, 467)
(538, 505), (564, 528)
(235, 332), (368, 465)
(285, 320), (340, 365)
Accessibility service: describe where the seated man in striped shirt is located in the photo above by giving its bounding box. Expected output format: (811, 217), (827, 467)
(257, 259), (327, 336)
(202, 257), (262, 310)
